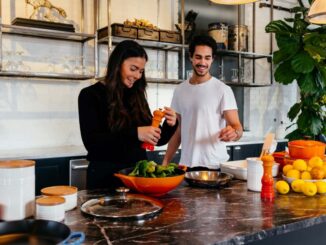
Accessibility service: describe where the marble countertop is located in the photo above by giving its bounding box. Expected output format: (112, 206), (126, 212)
(63, 180), (326, 245)
(0, 138), (288, 160)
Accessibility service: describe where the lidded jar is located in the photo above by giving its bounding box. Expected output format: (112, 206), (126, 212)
(41, 185), (78, 211)
(36, 196), (65, 222)
(0, 160), (35, 220)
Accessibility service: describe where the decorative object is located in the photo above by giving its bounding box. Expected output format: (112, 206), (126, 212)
(265, 1), (326, 140)
(209, 0), (259, 5)
(26, 0), (67, 22)
(308, 0), (326, 24)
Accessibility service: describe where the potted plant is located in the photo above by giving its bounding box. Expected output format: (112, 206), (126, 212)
(265, 0), (326, 141)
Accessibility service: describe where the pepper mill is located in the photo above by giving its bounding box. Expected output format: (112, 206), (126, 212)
(141, 109), (165, 151)
(261, 154), (275, 200)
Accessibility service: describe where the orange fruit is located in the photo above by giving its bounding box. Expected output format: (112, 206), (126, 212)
(310, 167), (325, 180)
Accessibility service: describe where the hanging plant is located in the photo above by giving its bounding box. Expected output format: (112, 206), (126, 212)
(265, 0), (326, 141)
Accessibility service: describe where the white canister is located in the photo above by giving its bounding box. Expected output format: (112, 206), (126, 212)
(41, 185), (78, 211)
(0, 160), (35, 220)
(36, 196), (65, 222)
(247, 157), (264, 192)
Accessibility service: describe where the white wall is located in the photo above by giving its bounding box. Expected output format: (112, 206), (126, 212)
(0, 0), (300, 152)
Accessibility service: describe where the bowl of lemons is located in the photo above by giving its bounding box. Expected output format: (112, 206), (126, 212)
(276, 156), (326, 196)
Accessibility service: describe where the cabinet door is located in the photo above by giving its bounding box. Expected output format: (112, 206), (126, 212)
(35, 157), (70, 195)
(226, 146), (232, 161)
(232, 144), (263, 161)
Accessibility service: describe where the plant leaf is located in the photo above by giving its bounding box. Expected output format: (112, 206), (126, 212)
(274, 60), (300, 84)
(265, 20), (293, 34)
(275, 33), (300, 52)
(297, 72), (318, 93)
(291, 52), (315, 73)
(288, 102), (301, 121)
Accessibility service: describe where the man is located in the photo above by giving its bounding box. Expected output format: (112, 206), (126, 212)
(162, 35), (243, 170)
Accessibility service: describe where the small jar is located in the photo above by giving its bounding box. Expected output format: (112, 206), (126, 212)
(41, 185), (78, 211)
(36, 196), (65, 222)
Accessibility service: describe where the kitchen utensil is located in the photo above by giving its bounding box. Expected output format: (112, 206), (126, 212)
(36, 196), (65, 222)
(81, 187), (164, 220)
(114, 166), (186, 196)
(220, 160), (279, 180)
(0, 219), (84, 245)
(41, 185), (78, 211)
(288, 140), (326, 159)
(260, 133), (275, 158)
(184, 171), (233, 188)
(0, 160), (35, 221)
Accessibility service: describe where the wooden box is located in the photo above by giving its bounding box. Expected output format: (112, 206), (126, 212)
(97, 23), (137, 40)
(137, 28), (159, 41)
(159, 30), (181, 43)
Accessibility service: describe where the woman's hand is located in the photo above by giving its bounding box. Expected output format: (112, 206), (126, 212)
(163, 106), (177, 127)
(138, 126), (161, 145)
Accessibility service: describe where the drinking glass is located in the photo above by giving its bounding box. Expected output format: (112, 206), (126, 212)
(231, 68), (238, 83)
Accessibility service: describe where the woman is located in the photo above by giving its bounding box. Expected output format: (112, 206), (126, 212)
(78, 40), (178, 191)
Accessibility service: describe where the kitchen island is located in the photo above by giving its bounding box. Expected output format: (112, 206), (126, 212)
(64, 180), (326, 245)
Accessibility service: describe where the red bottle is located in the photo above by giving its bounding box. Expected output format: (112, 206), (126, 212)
(261, 154), (275, 200)
(141, 109), (165, 151)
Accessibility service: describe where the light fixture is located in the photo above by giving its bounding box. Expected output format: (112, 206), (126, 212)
(209, 0), (259, 5)
(308, 0), (326, 24)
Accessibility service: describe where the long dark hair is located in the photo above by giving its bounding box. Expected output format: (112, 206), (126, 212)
(104, 40), (151, 131)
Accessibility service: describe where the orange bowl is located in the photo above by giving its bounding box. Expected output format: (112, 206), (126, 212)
(114, 166), (186, 197)
(288, 140), (325, 159)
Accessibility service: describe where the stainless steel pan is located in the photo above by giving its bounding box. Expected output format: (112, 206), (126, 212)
(185, 171), (233, 188)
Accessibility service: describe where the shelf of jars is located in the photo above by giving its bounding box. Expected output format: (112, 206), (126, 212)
(0, 24), (95, 42)
(0, 52), (95, 80)
(97, 35), (184, 51)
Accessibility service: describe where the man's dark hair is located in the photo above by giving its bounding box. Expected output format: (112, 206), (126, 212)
(188, 35), (217, 58)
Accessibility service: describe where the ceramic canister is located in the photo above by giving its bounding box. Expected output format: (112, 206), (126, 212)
(36, 196), (65, 222)
(247, 157), (264, 192)
(41, 185), (78, 211)
(0, 160), (35, 220)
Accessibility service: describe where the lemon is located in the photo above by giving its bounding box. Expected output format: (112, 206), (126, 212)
(293, 159), (307, 171)
(308, 156), (323, 168)
(302, 182), (317, 196)
(307, 166), (312, 172)
(275, 180), (290, 194)
(301, 171), (312, 180)
(283, 165), (294, 175)
(315, 181), (326, 194)
(291, 179), (305, 192)
(286, 169), (300, 179)
(310, 167), (325, 180)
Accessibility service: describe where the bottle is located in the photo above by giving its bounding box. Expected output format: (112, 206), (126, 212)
(261, 154), (275, 201)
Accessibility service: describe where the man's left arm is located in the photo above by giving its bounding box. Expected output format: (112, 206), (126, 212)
(219, 109), (243, 142)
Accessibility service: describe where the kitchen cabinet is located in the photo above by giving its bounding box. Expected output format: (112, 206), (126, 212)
(0, 0), (96, 80)
(228, 141), (287, 161)
(34, 155), (85, 195)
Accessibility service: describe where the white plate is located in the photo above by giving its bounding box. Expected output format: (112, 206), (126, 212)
(282, 174), (326, 184)
(220, 160), (279, 180)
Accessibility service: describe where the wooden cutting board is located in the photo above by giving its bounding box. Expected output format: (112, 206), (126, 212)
(260, 133), (275, 158)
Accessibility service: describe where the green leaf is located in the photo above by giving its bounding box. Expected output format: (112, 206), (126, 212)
(297, 72), (317, 93)
(275, 33), (300, 52)
(265, 20), (293, 34)
(284, 18), (294, 22)
(288, 102), (301, 121)
(272, 50), (291, 65)
(274, 60), (300, 84)
(291, 52), (315, 73)
(293, 18), (309, 34)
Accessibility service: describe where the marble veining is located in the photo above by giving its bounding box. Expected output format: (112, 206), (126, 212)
(64, 180), (326, 244)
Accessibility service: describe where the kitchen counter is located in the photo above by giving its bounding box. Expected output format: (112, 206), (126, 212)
(64, 180), (326, 245)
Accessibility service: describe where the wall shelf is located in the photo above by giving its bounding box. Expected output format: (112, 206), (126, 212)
(0, 71), (94, 80)
(216, 49), (272, 60)
(0, 24), (95, 43)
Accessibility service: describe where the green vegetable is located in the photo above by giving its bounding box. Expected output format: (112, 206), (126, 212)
(128, 160), (180, 178)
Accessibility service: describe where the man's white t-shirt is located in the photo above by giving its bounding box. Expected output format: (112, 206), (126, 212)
(171, 77), (238, 169)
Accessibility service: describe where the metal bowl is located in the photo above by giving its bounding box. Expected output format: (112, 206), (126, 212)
(185, 171), (233, 188)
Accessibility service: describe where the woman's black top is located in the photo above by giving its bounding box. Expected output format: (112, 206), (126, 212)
(78, 82), (178, 190)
